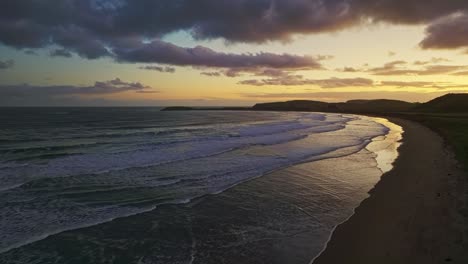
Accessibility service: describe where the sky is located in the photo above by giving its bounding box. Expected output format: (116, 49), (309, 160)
(1, 0), (468, 106)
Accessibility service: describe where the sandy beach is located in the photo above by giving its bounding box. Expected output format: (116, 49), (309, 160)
(314, 118), (468, 264)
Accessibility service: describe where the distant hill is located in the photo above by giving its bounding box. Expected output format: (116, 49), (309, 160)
(338, 99), (416, 113)
(161, 106), (195, 111)
(252, 100), (332, 112)
(163, 94), (468, 114)
(253, 99), (416, 113)
(414, 94), (468, 113)
(161, 106), (250, 111)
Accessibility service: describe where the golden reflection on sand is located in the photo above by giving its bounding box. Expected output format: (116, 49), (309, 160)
(365, 117), (404, 173)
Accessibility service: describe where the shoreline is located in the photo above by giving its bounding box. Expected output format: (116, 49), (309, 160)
(0, 114), (403, 264)
(1, 114), (465, 263)
(309, 116), (403, 263)
(313, 117), (468, 264)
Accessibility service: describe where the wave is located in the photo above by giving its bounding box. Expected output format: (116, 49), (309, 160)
(0, 112), (392, 254)
(0, 120), (347, 191)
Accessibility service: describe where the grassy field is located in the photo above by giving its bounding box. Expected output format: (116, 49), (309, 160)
(396, 113), (468, 171)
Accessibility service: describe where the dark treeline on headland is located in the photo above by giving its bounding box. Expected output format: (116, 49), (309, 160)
(162, 93), (468, 114)
(251, 93), (468, 114)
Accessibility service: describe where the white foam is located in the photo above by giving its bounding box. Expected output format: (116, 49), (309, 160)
(0, 112), (391, 254)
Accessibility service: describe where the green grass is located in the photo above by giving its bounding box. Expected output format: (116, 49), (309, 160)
(397, 113), (468, 171)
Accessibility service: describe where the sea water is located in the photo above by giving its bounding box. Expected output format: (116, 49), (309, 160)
(0, 108), (402, 263)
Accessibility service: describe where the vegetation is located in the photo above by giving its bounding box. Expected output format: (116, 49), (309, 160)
(252, 99), (416, 113)
(252, 93), (467, 114)
(414, 94), (468, 113)
(395, 113), (468, 170)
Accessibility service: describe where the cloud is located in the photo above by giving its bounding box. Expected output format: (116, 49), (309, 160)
(368, 60), (407, 74)
(0, 1), (467, 90)
(1, 0), (468, 67)
(201, 72), (222, 77)
(24, 50), (38, 55)
(0, 59), (14, 69)
(372, 65), (467, 76)
(91, 78), (158, 94)
(380, 81), (438, 88)
(0, 0), (354, 59)
(452, 71), (468, 76)
(417, 65), (468, 75)
(354, 0), (468, 24)
(339, 67), (360, 72)
(50, 48), (73, 58)
(366, 60), (468, 76)
(239, 76), (374, 88)
(115, 40), (322, 70)
(380, 81), (468, 89)
(420, 12), (468, 50)
(413, 57), (450, 65)
(208, 67), (298, 78)
(139, 65), (176, 73)
(0, 78), (157, 101)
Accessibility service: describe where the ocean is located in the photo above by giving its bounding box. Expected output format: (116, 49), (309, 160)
(0, 108), (402, 263)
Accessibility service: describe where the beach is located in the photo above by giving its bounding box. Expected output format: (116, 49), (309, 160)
(314, 118), (468, 264)
(3, 1), (468, 262)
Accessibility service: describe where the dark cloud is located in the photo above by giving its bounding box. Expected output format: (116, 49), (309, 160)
(239, 76), (374, 88)
(0, 78), (157, 100)
(1, 0), (468, 65)
(183, 0), (357, 43)
(211, 67), (296, 78)
(52, 26), (111, 59)
(201, 72), (222, 77)
(139, 65), (176, 73)
(420, 12), (468, 50)
(368, 60), (407, 74)
(224, 68), (243, 78)
(24, 50), (38, 55)
(91, 78), (157, 94)
(354, 0), (468, 24)
(254, 68), (291, 77)
(49, 48), (73, 58)
(0, 59), (14, 69)
(0, 0), (354, 59)
(336, 67), (360, 72)
(115, 40), (322, 70)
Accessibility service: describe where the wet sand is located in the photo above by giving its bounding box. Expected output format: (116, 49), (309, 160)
(314, 118), (468, 264)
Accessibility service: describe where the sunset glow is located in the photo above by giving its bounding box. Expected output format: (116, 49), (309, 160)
(1, 1), (468, 106)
